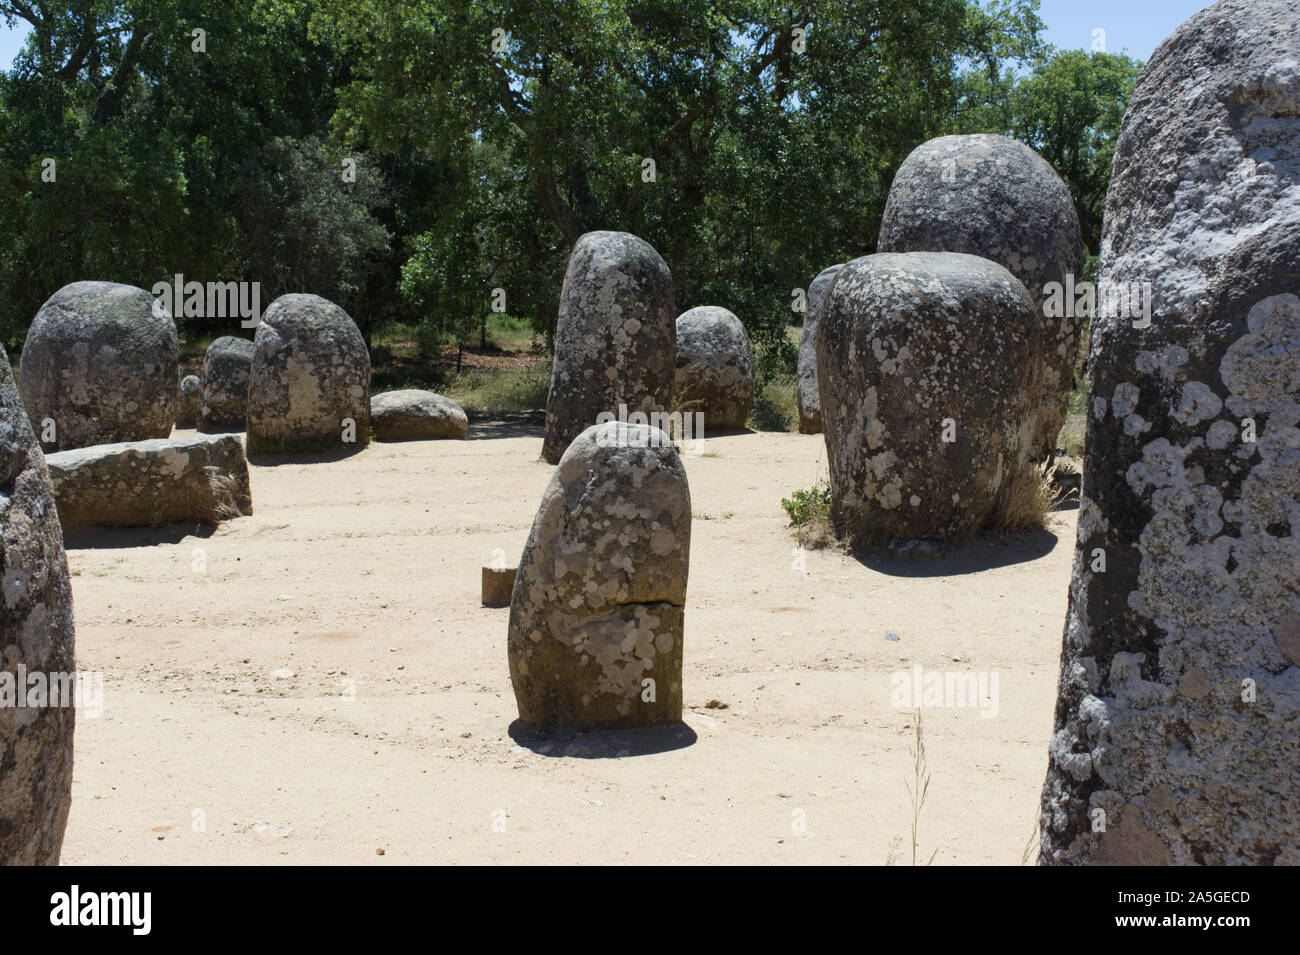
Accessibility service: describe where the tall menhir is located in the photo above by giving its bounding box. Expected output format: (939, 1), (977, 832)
(1039, 0), (1300, 865)
(0, 345), (76, 864)
(542, 231), (676, 464)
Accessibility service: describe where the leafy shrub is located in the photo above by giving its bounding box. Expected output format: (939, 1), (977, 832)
(781, 483), (836, 548)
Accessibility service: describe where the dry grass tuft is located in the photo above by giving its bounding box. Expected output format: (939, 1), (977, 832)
(199, 466), (245, 524)
(986, 461), (1063, 537)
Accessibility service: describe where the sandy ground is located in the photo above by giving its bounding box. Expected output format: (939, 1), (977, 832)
(59, 418), (1076, 865)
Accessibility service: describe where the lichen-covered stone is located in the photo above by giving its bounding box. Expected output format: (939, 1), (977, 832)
(878, 134), (1083, 459)
(46, 434), (252, 528)
(542, 232), (676, 464)
(0, 345), (75, 864)
(245, 294), (370, 455)
(797, 264), (843, 434)
(674, 306), (755, 430)
(1039, 0), (1300, 866)
(178, 375), (201, 428)
(199, 336), (254, 432)
(817, 251), (1042, 542)
(371, 390), (468, 441)
(18, 281), (179, 451)
(509, 421), (690, 729)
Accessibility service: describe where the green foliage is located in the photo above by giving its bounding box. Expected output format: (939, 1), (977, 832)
(0, 0), (397, 346)
(311, 0), (1047, 368)
(1058, 368), (1088, 456)
(0, 0), (1138, 367)
(781, 484), (831, 529)
(442, 364), (551, 416)
(781, 481), (842, 548)
(748, 375), (797, 432)
(239, 136), (393, 336)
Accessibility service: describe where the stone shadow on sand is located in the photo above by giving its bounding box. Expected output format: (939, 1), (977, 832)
(62, 522), (218, 550)
(694, 424), (754, 438)
(247, 443), (369, 467)
(467, 411), (545, 441)
(852, 526), (1061, 578)
(508, 719), (697, 758)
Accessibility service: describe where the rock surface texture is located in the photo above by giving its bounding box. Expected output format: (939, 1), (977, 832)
(0, 345), (75, 864)
(509, 421), (690, 729)
(47, 434), (252, 527)
(797, 264), (843, 434)
(199, 336), (254, 432)
(1039, 0), (1300, 865)
(18, 281), (179, 452)
(246, 294), (370, 455)
(817, 251), (1043, 542)
(878, 134), (1083, 459)
(674, 306), (755, 430)
(542, 232), (676, 464)
(371, 390), (468, 441)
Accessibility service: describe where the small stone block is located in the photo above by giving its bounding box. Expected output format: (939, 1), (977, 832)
(482, 564), (517, 607)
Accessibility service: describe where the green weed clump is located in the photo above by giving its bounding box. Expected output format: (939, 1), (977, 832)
(780, 483), (836, 548)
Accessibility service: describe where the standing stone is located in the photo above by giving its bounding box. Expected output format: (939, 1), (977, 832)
(245, 294), (370, 455)
(542, 232), (676, 464)
(178, 374), (201, 428)
(878, 134), (1083, 459)
(18, 281), (179, 452)
(0, 345), (75, 865)
(797, 264), (843, 434)
(817, 251), (1043, 542)
(199, 336), (254, 432)
(674, 306), (755, 430)
(1040, 0), (1300, 866)
(509, 421), (690, 729)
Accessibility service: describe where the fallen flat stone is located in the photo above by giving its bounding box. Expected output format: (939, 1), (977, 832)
(46, 434), (253, 528)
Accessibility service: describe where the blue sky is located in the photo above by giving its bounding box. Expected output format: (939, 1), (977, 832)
(1037, 0), (1209, 60)
(0, 1), (1215, 72)
(0, 19), (25, 70)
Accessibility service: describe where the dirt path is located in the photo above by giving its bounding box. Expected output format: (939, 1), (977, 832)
(60, 421), (1074, 864)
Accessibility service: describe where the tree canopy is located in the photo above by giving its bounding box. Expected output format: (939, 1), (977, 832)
(0, 0), (1138, 368)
